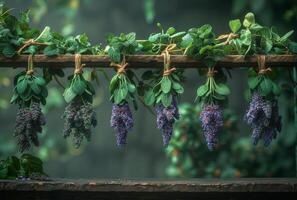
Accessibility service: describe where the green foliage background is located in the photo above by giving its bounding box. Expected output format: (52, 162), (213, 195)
(0, 0), (296, 178)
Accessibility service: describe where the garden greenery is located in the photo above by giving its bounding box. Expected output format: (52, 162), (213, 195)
(0, 4), (296, 151)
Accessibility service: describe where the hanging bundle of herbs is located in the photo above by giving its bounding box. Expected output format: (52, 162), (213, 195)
(196, 67), (230, 150)
(142, 44), (185, 146)
(62, 54), (97, 148)
(10, 55), (48, 152)
(107, 33), (139, 146)
(244, 56), (282, 146)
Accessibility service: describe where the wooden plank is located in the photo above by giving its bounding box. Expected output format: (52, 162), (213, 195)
(0, 55), (297, 68)
(0, 179), (296, 200)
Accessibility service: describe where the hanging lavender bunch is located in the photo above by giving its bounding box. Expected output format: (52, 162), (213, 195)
(62, 54), (97, 148)
(110, 103), (134, 146)
(155, 97), (180, 146)
(196, 68), (230, 150)
(107, 33), (139, 146)
(244, 92), (281, 146)
(11, 57), (48, 152)
(142, 51), (184, 146)
(199, 104), (223, 150)
(244, 61), (282, 146)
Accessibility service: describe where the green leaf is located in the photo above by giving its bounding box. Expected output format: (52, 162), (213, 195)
(240, 29), (252, 45)
(30, 81), (41, 94)
(161, 93), (172, 107)
(289, 42), (297, 53)
(166, 27), (176, 35)
(72, 77), (87, 95)
(279, 30), (294, 42)
(243, 12), (255, 28)
(229, 19), (241, 33)
(35, 77), (46, 86)
(128, 83), (136, 93)
(161, 76), (172, 93)
(196, 84), (208, 97)
(16, 79), (28, 94)
(2, 45), (15, 57)
(109, 75), (118, 93)
(172, 82), (184, 94)
(63, 87), (77, 103)
(216, 83), (230, 96)
(144, 89), (155, 106)
(260, 78), (273, 96)
(248, 76), (261, 89)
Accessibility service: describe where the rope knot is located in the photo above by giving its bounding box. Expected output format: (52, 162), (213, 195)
(257, 55), (271, 75)
(163, 67), (176, 76)
(207, 68), (218, 77)
(74, 54), (85, 74)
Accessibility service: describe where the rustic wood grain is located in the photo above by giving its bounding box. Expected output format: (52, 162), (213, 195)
(0, 55), (297, 68)
(1, 179), (296, 200)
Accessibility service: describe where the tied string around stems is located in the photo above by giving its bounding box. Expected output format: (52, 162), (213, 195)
(26, 55), (34, 75)
(217, 33), (239, 45)
(17, 39), (48, 54)
(110, 55), (129, 74)
(162, 44), (177, 76)
(257, 55), (271, 75)
(74, 54), (85, 75)
(207, 67), (218, 77)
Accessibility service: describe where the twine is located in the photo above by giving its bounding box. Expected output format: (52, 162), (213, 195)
(110, 55), (128, 74)
(161, 44), (176, 76)
(207, 67), (217, 77)
(26, 55), (34, 75)
(217, 33), (238, 45)
(257, 55), (271, 75)
(74, 54), (85, 74)
(17, 39), (48, 54)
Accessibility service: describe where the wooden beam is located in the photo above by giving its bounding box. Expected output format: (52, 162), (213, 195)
(0, 179), (296, 200)
(0, 55), (297, 68)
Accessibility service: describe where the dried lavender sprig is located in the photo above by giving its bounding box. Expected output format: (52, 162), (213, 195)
(155, 97), (180, 147)
(199, 104), (223, 150)
(62, 99), (97, 148)
(244, 92), (281, 146)
(110, 102), (134, 146)
(14, 102), (46, 152)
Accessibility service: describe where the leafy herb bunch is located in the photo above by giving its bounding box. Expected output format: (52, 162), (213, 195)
(0, 154), (47, 180)
(62, 54), (97, 148)
(244, 56), (282, 146)
(196, 67), (231, 150)
(107, 33), (139, 146)
(11, 55), (48, 152)
(227, 12), (296, 55)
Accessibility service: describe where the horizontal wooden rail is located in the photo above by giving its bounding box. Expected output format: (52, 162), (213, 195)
(0, 55), (297, 68)
(0, 179), (296, 200)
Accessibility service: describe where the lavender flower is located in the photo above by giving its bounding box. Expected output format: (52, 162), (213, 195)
(155, 98), (180, 146)
(110, 103), (134, 146)
(14, 102), (46, 152)
(244, 92), (281, 146)
(199, 104), (223, 150)
(62, 99), (97, 148)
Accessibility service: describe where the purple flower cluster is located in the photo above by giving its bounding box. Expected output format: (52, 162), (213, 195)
(244, 92), (282, 146)
(199, 104), (223, 150)
(155, 98), (180, 147)
(14, 102), (46, 152)
(62, 99), (97, 148)
(110, 103), (134, 146)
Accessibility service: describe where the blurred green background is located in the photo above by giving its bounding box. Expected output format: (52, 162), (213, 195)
(0, 0), (296, 178)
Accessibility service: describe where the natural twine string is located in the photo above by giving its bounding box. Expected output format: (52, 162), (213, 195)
(207, 67), (217, 77)
(74, 54), (85, 74)
(26, 55), (34, 75)
(110, 55), (128, 74)
(17, 39), (48, 54)
(162, 44), (176, 76)
(217, 33), (239, 45)
(257, 55), (272, 75)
